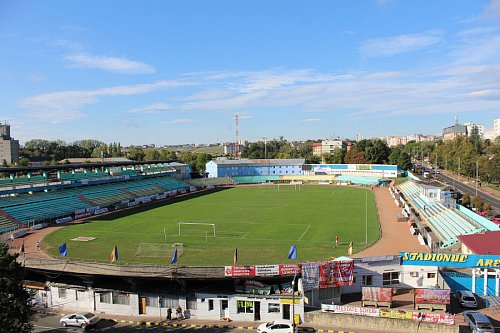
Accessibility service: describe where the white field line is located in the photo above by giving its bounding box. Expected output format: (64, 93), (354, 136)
(240, 232), (249, 239)
(111, 220), (146, 232)
(298, 225), (311, 241)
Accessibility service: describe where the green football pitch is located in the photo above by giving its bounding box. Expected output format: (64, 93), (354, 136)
(42, 185), (380, 266)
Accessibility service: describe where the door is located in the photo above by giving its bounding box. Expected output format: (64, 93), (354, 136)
(254, 301), (260, 321)
(282, 304), (290, 320)
(139, 296), (147, 315)
(220, 300), (228, 318)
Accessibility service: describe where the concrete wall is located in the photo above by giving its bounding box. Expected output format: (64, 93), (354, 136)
(304, 311), (458, 333)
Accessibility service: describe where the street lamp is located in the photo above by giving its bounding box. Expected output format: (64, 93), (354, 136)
(475, 160), (479, 196)
(291, 276), (296, 332)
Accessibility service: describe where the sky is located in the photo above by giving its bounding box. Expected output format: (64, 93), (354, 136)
(1, 0), (500, 146)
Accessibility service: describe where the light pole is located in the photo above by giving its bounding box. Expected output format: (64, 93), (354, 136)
(475, 160), (479, 196)
(365, 191), (368, 244)
(291, 276), (296, 331)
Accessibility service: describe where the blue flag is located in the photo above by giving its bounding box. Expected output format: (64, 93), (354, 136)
(288, 245), (297, 259)
(171, 248), (178, 264)
(59, 243), (68, 257)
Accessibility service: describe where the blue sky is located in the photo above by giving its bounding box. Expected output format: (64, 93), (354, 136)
(1, 0), (500, 146)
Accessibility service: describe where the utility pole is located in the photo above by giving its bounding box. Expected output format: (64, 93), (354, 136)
(262, 137), (268, 159)
(475, 160), (479, 196)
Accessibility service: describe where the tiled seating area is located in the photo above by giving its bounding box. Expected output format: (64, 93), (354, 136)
(231, 176), (280, 184)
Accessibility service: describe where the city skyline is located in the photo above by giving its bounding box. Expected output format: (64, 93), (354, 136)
(1, 0), (500, 145)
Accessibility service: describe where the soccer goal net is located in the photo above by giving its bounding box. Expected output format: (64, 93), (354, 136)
(178, 222), (216, 237)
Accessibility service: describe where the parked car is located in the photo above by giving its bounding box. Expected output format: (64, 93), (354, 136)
(463, 311), (495, 333)
(60, 312), (100, 329)
(257, 320), (298, 333)
(456, 290), (477, 308)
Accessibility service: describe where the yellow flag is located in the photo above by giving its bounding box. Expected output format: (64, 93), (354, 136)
(347, 242), (353, 256)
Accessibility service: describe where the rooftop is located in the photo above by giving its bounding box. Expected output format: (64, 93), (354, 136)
(457, 231), (500, 254)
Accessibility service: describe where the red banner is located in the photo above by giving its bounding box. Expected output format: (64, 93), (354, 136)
(414, 289), (450, 305)
(279, 264), (302, 276)
(224, 266), (256, 277)
(362, 287), (392, 302)
(411, 312), (455, 325)
(319, 260), (354, 288)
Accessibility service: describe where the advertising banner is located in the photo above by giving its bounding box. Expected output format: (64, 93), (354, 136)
(414, 289), (450, 305)
(244, 280), (271, 295)
(362, 287), (393, 302)
(279, 264), (301, 276)
(302, 262), (319, 291)
(255, 265), (279, 276)
(400, 252), (500, 269)
(411, 312), (455, 325)
(321, 304), (380, 317)
(379, 308), (412, 320)
(319, 260), (354, 288)
(224, 266), (256, 277)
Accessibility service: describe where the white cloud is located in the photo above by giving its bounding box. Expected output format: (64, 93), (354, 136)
(360, 31), (443, 57)
(485, 0), (500, 21)
(128, 103), (172, 114)
(164, 118), (193, 124)
(21, 81), (189, 122)
(65, 53), (155, 74)
(301, 118), (322, 122)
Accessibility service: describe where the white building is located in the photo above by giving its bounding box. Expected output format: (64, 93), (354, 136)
(321, 140), (346, 154)
(464, 122), (485, 138)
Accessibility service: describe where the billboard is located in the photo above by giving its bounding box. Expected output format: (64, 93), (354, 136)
(400, 252), (500, 269)
(362, 287), (392, 302)
(414, 289), (450, 305)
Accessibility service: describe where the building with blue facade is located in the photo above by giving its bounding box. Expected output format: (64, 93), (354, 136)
(205, 159), (305, 178)
(303, 164), (404, 178)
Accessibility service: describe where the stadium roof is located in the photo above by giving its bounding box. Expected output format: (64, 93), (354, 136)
(211, 158), (305, 166)
(457, 231), (500, 254)
(0, 160), (178, 173)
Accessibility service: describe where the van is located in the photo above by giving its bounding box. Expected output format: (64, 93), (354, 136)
(456, 290), (477, 308)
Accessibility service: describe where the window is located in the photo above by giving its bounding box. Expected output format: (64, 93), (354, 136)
(362, 275), (373, 286)
(268, 303), (280, 313)
(146, 296), (158, 308)
(383, 272), (400, 285)
(99, 292), (111, 304)
(427, 272), (436, 279)
(237, 300), (254, 313)
(221, 300), (228, 310)
(208, 300), (214, 311)
(159, 296), (179, 308)
(112, 292), (130, 305)
(58, 288), (67, 299)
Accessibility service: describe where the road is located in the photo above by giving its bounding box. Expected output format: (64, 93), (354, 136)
(432, 171), (500, 214)
(31, 312), (410, 333)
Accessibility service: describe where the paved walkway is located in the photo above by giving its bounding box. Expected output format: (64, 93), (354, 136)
(355, 187), (428, 257)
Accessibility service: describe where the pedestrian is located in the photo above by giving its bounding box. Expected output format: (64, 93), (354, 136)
(176, 305), (183, 320)
(335, 235), (339, 247)
(166, 306), (172, 320)
(36, 241), (40, 250)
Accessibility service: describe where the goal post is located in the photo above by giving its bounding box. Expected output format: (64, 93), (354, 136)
(178, 222), (216, 237)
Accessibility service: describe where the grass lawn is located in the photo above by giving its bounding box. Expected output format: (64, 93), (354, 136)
(43, 185), (379, 266)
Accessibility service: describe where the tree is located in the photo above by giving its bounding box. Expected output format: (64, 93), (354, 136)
(344, 149), (367, 164)
(461, 193), (470, 207)
(17, 158), (31, 167)
(196, 153), (213, 174)
(0, 244), (33, 332)
(472, 196), (484, 210)
(482, 203), (492, 215)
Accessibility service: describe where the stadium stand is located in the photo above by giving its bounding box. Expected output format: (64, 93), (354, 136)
(0, 175), (190, 228)
(231, 176), (280, 184)
(0, 213), (19, 233)
(397, 180), (495, 249)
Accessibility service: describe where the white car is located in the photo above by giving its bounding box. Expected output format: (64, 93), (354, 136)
(60, 312), (100, 329)
(463, 311), (495, 333)
(456, 290), (477, 308)
(257, 320), (298, 333)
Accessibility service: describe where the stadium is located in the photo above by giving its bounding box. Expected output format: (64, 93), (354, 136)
(1, 159), (498, 329)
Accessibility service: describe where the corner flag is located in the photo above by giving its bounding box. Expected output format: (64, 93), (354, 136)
(19, 240), (25, 254)
(110, 245), (118, 262)
(171, 248), (178, 265)
(288, 245), (297, 259)
(59, 243), (68, 257)
(347, 242), (353, 256)
(233, 248), (238, 266)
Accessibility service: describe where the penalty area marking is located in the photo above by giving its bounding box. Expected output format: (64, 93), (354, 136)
(298, 225), (311, 241)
